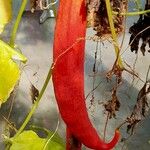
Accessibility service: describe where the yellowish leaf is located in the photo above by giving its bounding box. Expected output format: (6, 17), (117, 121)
(0, 0), (12, 33)
(0, 40), (27, 105)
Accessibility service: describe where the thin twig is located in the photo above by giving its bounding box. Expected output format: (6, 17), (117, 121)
(43, 117), (60, 150)
(113, 9), (150, 16)
(123, 67), (145, 83)
(89, 42), (99, 108)
(7, 87), (18, 120)
(132, 53), (138, 83)
(39, 0), (58, 10)
(116, 120), (127, 130)
(1, 115), (17, 133)
(121, 135), (132, 150)
(146, 65), (150, 81)
(85, 81), (102, 100)
(103, 112), (110, 141)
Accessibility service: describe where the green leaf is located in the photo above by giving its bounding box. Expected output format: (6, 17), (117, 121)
(9, 130), (65, 150)
(0, 40), (27, 105)
(0, 40), (27, 63)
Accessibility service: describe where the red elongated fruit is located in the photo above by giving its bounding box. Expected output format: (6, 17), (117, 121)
(52, 0), (120, 149)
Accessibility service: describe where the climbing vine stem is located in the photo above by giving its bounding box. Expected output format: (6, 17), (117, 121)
(105, 0), (124, 69)
(113, 9), (150, 16)
(14, 63), (54, 137)
(10, 0), (28, 47)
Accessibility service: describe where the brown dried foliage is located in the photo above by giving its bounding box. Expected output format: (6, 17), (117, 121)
(30, 84), (39, 104)
(87, 0), (127, 37)
(129, 3), (150, 55)
(104, 87), (120, 119)
(106, 64), (123, 85)
(126, 80), (150, 134)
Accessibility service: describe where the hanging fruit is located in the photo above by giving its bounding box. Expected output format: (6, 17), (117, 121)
(52, 0), (120, 149)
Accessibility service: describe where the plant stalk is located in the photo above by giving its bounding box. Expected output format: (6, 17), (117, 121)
(14, 63), (54, 137)
(10, 0), (28, 47)
(105, 0), (124, 69)
(51, 0), (57, 17)
(113, 9), (150, 16)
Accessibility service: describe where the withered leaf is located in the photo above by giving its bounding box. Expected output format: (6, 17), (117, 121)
(126, 80), (150, 134)
(106, 64), (123, 85)
(30, 84), (39, 104)
(30, 0), (40, 12)
(104, 87), (120, 119)
(129, 2), (150, 55)
(87, 0), (127, 37)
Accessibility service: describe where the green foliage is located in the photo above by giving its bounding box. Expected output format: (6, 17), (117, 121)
(9, 130), (65, 150)
(0, 40), (27, 105)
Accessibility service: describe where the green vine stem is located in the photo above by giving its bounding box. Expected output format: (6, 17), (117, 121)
(51, 0), (57, 17)
(113, 9), (150, 16)
(14, 63), (54, 137)
(10, 0), (28, 47)
(105, 0), (124, 69)
(43, 118), (60, 150)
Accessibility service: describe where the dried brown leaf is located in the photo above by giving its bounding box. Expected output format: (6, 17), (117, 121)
(87, 0), (127, 37)
(30, 84), (39, 104)
(126, 81), (150, 134)
(104, 87), (120, 119)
